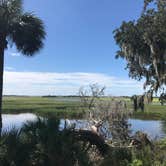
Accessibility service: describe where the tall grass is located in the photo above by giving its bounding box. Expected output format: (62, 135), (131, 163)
(2, 96), (166, 120)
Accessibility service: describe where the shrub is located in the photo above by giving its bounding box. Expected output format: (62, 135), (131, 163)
(0, 118), (93, 166)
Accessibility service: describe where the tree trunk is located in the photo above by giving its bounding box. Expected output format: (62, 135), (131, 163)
(150, 44), (160, 80)
(0, 39), (5, 136)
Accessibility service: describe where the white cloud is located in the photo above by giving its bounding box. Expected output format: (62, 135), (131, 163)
(10, 52), (20, 57)
(3, 71), (144, 96)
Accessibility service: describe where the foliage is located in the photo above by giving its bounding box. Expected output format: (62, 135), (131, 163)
(159, 93), (166, 105)
(0, 0), (46, 134)
(114, 0), (166, 94)
(99, 147), (132, 166)
(129, 159), (143, 166)
(130, 137), (166, 166)
(0, 0), (46, 55)
(99, 139), (166, 166)
(0, 118), (93, 166)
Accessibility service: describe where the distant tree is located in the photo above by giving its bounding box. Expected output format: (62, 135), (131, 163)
(159, 92), (166, 105)
(131, 95), (145, 112)
(114, 0), (166, 95)
(0, 0), (46, 134)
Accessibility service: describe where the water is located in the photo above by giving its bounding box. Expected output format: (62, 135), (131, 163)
(2, 113), (166, 139)
(2, 113), (38, 132)
(129, 119), (166, 139)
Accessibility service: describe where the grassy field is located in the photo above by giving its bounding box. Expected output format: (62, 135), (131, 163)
(133, 104), (166, 120)
(2, 96), (83, 118)
(2, 96), (166, 120)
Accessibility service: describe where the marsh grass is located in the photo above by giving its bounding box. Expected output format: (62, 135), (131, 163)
(2, 96), (83, 118)
(2, 96), (166, 120)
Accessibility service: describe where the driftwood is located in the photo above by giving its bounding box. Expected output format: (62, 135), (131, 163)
(69, 129), (153, 156)
(71, 130), (109, 155)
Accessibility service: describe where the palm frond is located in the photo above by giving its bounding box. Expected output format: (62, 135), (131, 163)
(7, 0), (22, 15)
(0, 0), (23, 34)
(10, 13), (46, 56)
(0, 0), (22, 17)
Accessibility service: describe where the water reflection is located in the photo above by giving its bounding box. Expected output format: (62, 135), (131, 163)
(129, 119), (166, 139)
(161, 121), (166, 135)
(2, 113), (166, 139)
(2, 113), (38, 132)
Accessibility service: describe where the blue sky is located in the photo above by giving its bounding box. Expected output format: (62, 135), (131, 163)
(4, 0), (145, 96)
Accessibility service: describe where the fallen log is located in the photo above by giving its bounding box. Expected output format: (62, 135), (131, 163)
(71, 130), (109, 155)
(68, 130), (154, 156)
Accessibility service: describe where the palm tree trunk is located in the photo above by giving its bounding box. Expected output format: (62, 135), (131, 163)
(0, 42), (5, 136)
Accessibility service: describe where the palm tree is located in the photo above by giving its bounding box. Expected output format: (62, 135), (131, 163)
(0, 0), (46, 134)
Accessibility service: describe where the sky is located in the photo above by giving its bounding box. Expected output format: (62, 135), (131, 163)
(4, 0), (145, 96)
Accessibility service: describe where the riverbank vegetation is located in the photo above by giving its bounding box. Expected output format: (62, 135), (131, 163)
(0, 118), (166, 166)
(0, 119), (93, 166)
(2, 96), (166, 120)
(2, 96), (83, 118)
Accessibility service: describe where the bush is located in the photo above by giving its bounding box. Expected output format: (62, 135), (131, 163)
(0, 118), (93, 166)
(99, 147), (132, 166)
(129, 159), (143, 166)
